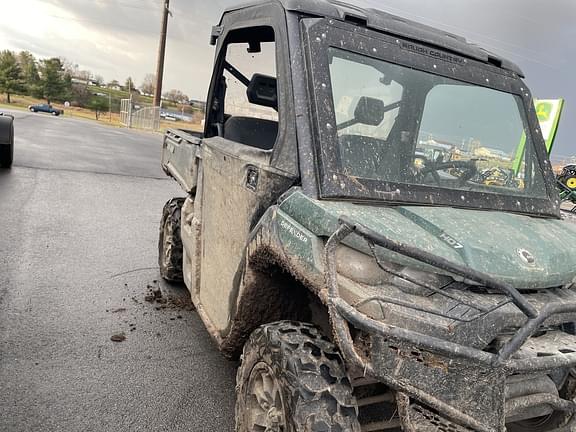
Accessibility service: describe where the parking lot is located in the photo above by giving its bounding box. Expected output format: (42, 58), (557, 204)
(0, 111), (236, 432)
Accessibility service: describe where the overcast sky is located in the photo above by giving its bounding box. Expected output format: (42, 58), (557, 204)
(0, 0), (574, 155)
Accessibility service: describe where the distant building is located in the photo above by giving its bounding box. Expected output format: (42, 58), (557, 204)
(189, 99), (207, 111)
(71, 78), (88, 85)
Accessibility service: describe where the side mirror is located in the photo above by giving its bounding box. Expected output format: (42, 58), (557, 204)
(247, 74), (278, 110)
(354, 96), (385, 126)
(247, 41), (262, 53)
(338, 96), (385, 131)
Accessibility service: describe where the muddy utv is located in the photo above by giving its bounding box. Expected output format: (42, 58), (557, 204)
(158, 1), (576, 431)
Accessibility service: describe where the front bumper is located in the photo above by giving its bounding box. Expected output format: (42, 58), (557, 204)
(325, 217), (576, 432)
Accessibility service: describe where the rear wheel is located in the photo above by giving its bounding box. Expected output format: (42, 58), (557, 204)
(236, 321), (360, 432)
(0, 117), (14, 168)
(158, 197), (185, 281)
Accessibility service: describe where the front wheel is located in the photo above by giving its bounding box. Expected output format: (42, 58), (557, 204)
(236, 321), (360, 432)
(158, 197), (185, 281)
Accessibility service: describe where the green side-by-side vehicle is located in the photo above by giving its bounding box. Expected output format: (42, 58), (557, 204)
(158, 1), (576, 431)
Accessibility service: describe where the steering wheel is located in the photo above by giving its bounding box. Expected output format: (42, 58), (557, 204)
(420, 159), (479, 187)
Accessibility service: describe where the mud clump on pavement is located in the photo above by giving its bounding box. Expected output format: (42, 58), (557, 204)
(144, 282), (195, 311)
(166, 295), (195, 311)
(144, 284), (163, 303)
(110, 332), (126, 342)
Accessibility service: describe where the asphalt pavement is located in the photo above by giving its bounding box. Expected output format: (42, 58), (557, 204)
(0, 111), (236, 432)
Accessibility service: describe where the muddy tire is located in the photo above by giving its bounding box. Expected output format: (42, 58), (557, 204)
(158, 197), (185, 281)
(0, 116), (14, 168)
(235, 321), (360, 432)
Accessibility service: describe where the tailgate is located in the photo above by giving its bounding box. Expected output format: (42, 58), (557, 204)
(161, 128), (201, 193)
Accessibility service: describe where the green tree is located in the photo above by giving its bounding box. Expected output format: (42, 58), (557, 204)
(0, 50), (23, 103)
(62, 73), (73, 101)
(39, 58), (66, 103)
(88, 96), (108, 120)
(17, 51), (40, 96)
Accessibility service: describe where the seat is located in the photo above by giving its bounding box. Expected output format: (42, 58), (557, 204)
(223, 116), (278, 150)
(338, 134), (386, 178)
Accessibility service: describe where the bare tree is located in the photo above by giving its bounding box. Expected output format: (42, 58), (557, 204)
(163, 89), (189, 104)
(60, 58), (79, 78)
(140, 73), (156, 96)
(77, 70), (92, 82)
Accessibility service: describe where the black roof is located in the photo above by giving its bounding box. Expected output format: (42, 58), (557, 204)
(222, 0), (524, 77)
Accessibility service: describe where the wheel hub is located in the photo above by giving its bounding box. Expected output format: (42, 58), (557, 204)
(246, 363), (286, 432)
(162, 221), (173, 267)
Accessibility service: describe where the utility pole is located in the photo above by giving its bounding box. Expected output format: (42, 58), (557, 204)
(127, 79), (133, 128)
(153, 0), (170, 107)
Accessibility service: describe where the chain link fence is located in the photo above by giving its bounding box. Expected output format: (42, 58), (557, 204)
(120, 99), (132, 127)
(131, 106), (161, 130)
(120, 99), (160, 131)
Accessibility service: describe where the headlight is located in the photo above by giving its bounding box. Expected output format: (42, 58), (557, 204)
(336, 244), (452, 295)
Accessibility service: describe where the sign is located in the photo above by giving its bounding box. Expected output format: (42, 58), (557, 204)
(512, 98), (564, 173)
(535, 99), (564, 150)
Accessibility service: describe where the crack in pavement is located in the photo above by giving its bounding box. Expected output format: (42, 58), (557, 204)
(12, 164), (169, 180)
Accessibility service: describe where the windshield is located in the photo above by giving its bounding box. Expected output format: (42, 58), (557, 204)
(328, 47), (548, 201)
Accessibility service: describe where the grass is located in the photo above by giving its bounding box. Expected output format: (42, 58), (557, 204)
(0, 94), (202, 133)
(85, 84), (199, 113)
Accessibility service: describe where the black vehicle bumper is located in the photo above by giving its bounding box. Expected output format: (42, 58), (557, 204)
(325, 217), (576, 432)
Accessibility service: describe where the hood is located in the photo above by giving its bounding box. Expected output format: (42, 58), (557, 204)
(280, 190), (576, 289)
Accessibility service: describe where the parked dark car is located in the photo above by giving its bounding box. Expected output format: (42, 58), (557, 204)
(0, 112), (14, 168)
(28, 103), (63, 116)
